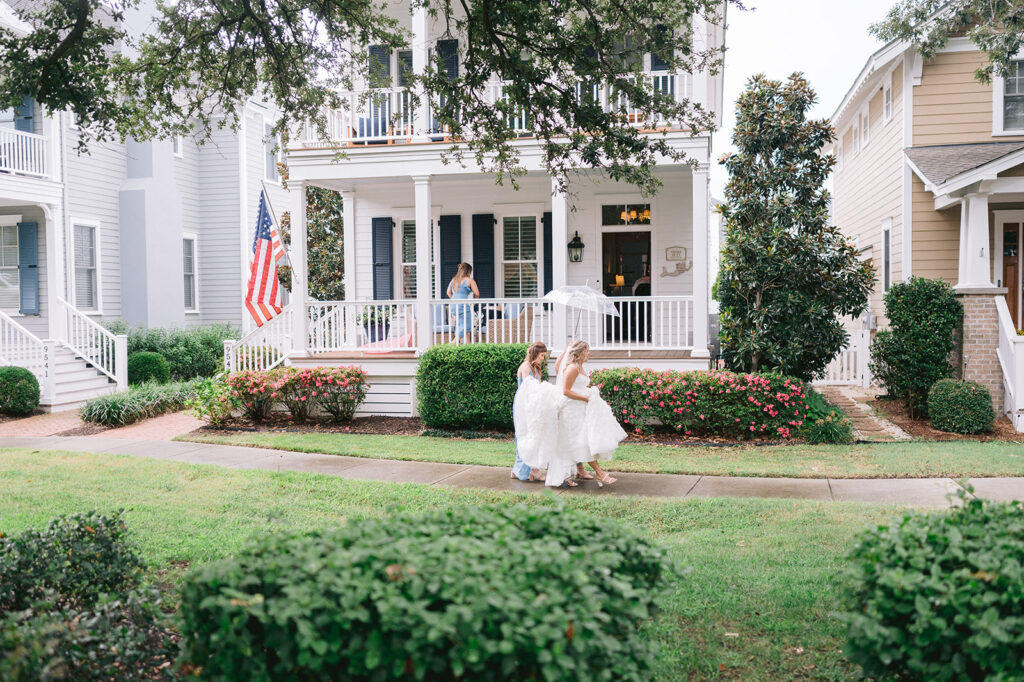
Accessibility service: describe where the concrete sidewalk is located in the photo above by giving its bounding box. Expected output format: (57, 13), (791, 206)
(2, 436), (1022, 506)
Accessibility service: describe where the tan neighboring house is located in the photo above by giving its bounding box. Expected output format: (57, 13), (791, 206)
(830, 35), (1024, 431)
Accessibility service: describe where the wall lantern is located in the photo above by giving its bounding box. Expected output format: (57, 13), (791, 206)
(567, 231), (585, 263)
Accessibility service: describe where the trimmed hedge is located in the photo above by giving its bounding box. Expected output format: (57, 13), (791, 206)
(127, 351), (170, 385)
(179, 505), (668, 680)
(842, 495), (1024, 680)
(591, 368), (808, 439)
(0, 510), (142, 613)
(0, 366), (39, 416)
(417, 344), (542, 430)
(79, 379), (202, 426)
(106, 322), (237, 380)
(928, 378), (994, 434)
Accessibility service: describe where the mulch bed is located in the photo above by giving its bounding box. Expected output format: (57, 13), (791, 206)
(198, 415), (790, 448)
(871, 398), (1024, 442)
(54, 422), (111, 437)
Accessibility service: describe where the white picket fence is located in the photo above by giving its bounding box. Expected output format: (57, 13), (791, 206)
(816, 330), (872, 387)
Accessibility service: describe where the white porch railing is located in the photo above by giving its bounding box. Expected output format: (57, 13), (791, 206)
(995, 297), (1024, 431)
(58, 298), (127, 389)
(0, 309), (46, 387)
(307, 300), (418, 352)
(0, 128), (47, 177)
(294, 73), (693, 147)
(816, 329), (872, 387)
(223, 305), (294, 372)
(569, 295), (694, 351)
(431, 298), (556, 347)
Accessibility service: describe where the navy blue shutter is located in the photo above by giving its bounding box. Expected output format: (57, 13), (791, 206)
(371, 217), (394, 300)
(17, 222), (39, 315)
(650, 25), (671, 71)
(14, 97), (33, 133)
(439, 215), (462, 299)
(368, 45), (391, 80)
(436, 39), (459, 79)
(472, 213), (494, 298)
(542, 211), (553, 295)
(397, 50), (413, 87)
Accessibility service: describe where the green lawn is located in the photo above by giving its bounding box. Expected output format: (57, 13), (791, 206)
(178, 430), (1024, 478)
(0, 447), (908, 680)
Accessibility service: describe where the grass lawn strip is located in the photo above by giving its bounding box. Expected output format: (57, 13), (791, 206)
(178, 430), (1024, 479)
(0, 448), (908, 681)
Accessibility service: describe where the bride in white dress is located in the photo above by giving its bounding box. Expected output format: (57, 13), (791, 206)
(554, 340), (626, 487)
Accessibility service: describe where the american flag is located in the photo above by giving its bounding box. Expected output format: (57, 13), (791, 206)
(245, 191), (286, 326)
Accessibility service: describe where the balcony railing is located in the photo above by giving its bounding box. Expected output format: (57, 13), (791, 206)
(305, 295), (694, 354)
(0, 128), (47, 177)
(293, 73), (692, 148)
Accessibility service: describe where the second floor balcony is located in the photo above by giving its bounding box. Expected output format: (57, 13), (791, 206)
(0, 127), (48, 178)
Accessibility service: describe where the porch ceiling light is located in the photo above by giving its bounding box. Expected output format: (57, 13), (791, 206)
(567, 231), (585, 263)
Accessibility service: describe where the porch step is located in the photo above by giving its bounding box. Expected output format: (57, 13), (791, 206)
(40, 345), (120, 412)
(54, 374), (116, 394)
(44, 384), (119, 412)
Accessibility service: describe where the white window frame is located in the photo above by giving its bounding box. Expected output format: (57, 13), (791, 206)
(499, 215), (540, 299)
(70, 217), (102, 314)
(172, 135), (184, 159)
(993, 58), (1024, 135)
(392, 207), (440, 300)
(837, 141), (844, 171)
(881, 218), (892, 292)
(860, 105), (870, 148)
(882, 73), (893, 124)
(0, 215), (22, 313)
(263, 119), (282, 183)
(183, 233), (199, 313)
(852, 122), (861, 155)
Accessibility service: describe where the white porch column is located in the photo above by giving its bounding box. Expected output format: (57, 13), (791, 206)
(290, 181), (309, 355)
(551, 177), (569, 348)
(690, 166), (711, 358)
(42, 203), (67, 341)
(411, 4), (430, 140)
(956, 192), (994, 289)
(413, 175), (433, 351)
(341, 190), (356, 300)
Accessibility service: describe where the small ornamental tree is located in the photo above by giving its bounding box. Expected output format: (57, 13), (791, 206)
(277, 164), (345, 301)
(717, 74), (875, 381)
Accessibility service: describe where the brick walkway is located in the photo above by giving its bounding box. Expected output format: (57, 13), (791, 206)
(100, 411), (205, 441)
(0, 411), (84, 437)
(819, 387), (911, 442)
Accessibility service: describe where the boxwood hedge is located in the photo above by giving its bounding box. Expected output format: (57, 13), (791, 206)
(179, 504), (669, 681)
(928, 378), (994, 434)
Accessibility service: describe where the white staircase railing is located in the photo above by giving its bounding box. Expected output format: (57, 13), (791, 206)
(995, 297), (1024, 432)
(0, 309), (47, 389)
(57, 297), (127, 389)
(223, 306), (294, 372)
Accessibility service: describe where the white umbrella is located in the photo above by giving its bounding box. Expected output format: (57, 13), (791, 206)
(543, 284), (620, 337)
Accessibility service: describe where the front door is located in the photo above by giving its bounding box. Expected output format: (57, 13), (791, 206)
(1000, 221), (1022, 330)
(602, 231), (651, 342)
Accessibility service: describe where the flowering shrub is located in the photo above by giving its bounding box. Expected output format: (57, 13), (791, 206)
(226, 369), (281, 423)
(273, 368), (318, 421)
(590, 368), (808, 439)
(314, 366), (369, 423)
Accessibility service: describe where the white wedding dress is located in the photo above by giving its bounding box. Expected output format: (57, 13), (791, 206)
(513, 367), (626, 487)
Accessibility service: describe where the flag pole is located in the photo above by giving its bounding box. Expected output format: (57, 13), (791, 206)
(260, 180), (292, 266)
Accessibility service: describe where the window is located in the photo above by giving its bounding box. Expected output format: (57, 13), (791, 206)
(1004, 61), (1024, 131)
(861, 106), (870, 147)
(264, 123), (281, 182)
(502, 216), (538, 298)
(601, 203), (651, 226)
(883, 76), (893, 123)
(852, 123), (861, 154)
(837, 141), (844, 171)
(882, 220), (892, 291)
(399, 220), (436, 298)
(73, 223), (98, 311)
(183, 236), (197, 311)
(172, 135), (183, 158)
(0, 224), (18, 309)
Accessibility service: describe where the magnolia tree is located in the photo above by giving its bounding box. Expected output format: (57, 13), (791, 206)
(0, 0), (741, 194)
(873, 0), (1024, 83)
(275, 166), (345, 301)
(717, 74), (875, 381)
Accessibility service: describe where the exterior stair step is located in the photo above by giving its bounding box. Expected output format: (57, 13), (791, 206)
(45, 384), (119, 412)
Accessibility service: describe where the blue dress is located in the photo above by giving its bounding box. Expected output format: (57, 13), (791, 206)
(450, 279), (473, 339)
(512, 370), (541, 480)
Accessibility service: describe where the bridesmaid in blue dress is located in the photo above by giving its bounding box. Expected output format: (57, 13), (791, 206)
(446, 263), (479, 344)
(511, 341), (548, 482)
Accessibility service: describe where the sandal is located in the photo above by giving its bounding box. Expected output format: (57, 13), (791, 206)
(558, 478), (579, 488)
(575, 470), (595, 480)
(595, 474), (617, 488)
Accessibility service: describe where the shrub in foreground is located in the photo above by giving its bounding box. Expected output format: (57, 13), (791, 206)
(179, 505), (668, 680)
(107, 321), (238, 380)
(928, 378), (994, 434)
(185, 374), (238, 425)
(801, 386), (854, 444)
(0, 510), (142, 613)
(0, 366), (40, 416)
(417, 344), (538, 430)
(311, 366), (369, 423)
(869, 277), (962, 417)
(127, 351), (170, 385)
(842, 495), (1024, 680)
(80, 379), (202, 426)
(591, 368), (808, 439)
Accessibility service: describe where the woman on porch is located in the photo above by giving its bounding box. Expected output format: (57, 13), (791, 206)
(446, 263), (479, 344)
